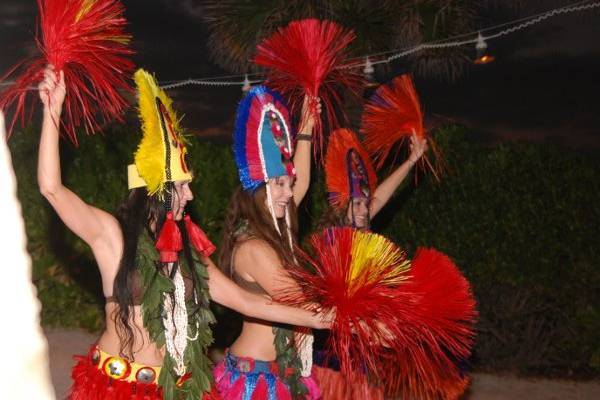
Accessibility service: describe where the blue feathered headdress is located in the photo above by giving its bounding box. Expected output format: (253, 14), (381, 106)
(234, 86), (295, 191)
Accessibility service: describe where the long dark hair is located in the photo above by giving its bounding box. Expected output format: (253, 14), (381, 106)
(112, 186), (206, 360)
(218, 183), (298, 277)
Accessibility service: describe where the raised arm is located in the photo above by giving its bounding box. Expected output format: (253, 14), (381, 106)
(204, 256), (330, 329)
(292, 96), (321, 206)
(370, 134), (428, 218)
(37, 65), (120, 254)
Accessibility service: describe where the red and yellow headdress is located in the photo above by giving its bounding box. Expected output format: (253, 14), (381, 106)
(127, 69), (192, 197)
(325, 128), (377, 210)
(127, 69), (214, 263)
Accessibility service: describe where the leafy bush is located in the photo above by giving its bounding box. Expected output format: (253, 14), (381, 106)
(9, 123), (599, 376)
(374, 126), (600, 376)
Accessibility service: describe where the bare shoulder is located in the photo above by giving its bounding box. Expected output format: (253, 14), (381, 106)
(234, 238), (282, 275)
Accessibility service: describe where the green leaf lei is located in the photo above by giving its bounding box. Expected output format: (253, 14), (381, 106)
(137, 231), (216, 400)
(273, 325), (308, 398)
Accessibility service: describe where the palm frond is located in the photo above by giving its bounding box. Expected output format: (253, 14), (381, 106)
(200, 0), (530, 81)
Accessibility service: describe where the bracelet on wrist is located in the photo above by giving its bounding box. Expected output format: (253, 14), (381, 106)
(296, 133), (312, 142)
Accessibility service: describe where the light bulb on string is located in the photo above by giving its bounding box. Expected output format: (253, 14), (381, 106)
(363, 56), (379, 88)
(363, 56), (374, 78)
(242, 74), (251, 92)
(474, 33), (495, 65)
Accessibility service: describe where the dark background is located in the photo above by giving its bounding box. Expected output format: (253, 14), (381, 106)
(1, 0), (599, 145)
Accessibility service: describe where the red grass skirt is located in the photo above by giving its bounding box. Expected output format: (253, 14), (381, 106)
(68, 347), (221, 400)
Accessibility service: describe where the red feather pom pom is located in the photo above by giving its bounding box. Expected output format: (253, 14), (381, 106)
(382, 247), (478, 399)
(281, 227), (477, 399)
(0, 0), (134, 144)
(155, 211), (183, 263)
(184, 214), (216, 257)
(361, 75), (444, 179)
(254, 19), (363, 159)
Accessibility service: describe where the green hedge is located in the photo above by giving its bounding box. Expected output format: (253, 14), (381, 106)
(374, 127), (600, 376)
(9, 124), (599, 376)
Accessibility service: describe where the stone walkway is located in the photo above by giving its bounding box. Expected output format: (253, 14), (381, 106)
(45, 328), (600, 399)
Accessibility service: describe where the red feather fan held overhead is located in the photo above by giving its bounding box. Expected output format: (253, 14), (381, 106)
(282, 226), (477, 399)
(254, 18), (363, 160)
(361, 75), (443, 179)
(0, 0), (134, 144)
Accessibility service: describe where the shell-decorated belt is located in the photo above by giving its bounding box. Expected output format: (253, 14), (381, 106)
(90, 346), (161, 384)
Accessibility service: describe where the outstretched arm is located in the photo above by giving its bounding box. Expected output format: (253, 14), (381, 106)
(370, 133), (428, 218)
(37, 65), (120, 256)
(292, 96), (321, 206)
(204, 256), (331, 330)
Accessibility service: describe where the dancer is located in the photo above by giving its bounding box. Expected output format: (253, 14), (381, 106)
(214, 86), (322, 399)
(308, 127), (426, 399)
(36, 67), (330, 400)
(322, 128), (427, 230)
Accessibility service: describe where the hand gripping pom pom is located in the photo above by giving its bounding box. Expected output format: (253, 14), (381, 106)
(361, 75), (444, 179)
(254, 19), (363, 161)
(0, 0), (134, 144)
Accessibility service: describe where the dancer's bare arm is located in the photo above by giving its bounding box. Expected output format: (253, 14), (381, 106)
(293, 96), (321, 205)
(370, 134), (428, 217)
(204, 255), (331, 329)
(37, 65), (121, 259)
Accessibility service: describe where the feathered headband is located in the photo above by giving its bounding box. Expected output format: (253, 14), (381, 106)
(127, 69), (192, 196)
(325, 128), (377, 210)
(234, 85), (295, 192)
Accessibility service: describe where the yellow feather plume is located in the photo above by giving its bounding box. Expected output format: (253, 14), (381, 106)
(133, 69), (184, 196)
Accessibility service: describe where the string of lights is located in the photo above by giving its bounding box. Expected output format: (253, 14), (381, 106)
(153, 0), (600, 89)
(1, 0), (598, 91)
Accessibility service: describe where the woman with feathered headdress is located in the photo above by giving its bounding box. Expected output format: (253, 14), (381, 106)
(36, 67), (332, 400)
(214, 86), (324, 399)
(306, 127), (425, 399)
(321, 127), (427, 231)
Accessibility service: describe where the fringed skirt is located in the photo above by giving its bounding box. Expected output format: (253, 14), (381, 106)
(213, 350), (321, 400)
(312, 348), (383, 400)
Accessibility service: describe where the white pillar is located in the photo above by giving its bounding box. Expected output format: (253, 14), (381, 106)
(0, 110), (55, 399)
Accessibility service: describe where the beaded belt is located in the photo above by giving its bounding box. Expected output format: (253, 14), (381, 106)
(89, 346), (161, 384)
(225, 350), (294, 378)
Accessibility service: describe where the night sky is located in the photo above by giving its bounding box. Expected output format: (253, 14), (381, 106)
(1, 0), (599, 149)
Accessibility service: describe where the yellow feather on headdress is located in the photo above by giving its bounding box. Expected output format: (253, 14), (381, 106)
(130, 69), (191, 196)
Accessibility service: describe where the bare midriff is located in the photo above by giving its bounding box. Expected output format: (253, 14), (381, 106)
(230, 317), (277, 361)
(98, 302), (164, 367)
